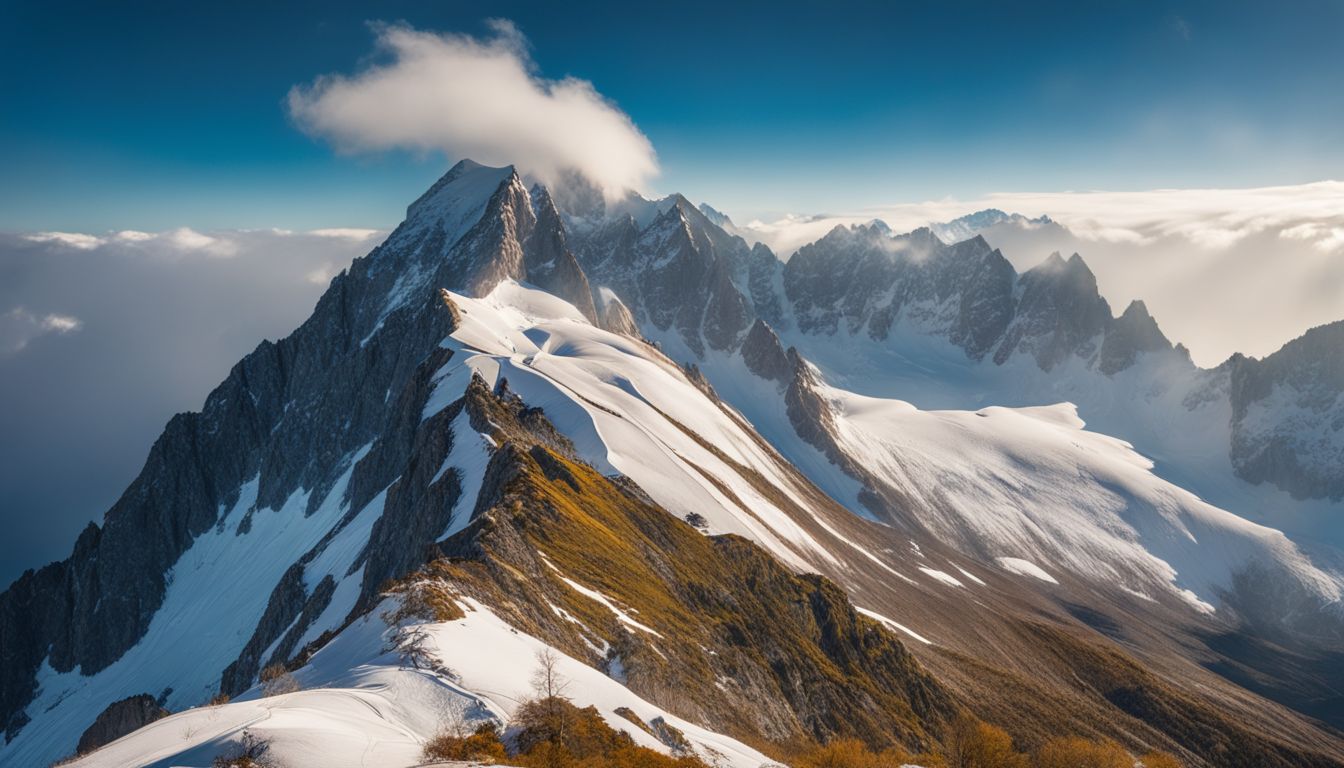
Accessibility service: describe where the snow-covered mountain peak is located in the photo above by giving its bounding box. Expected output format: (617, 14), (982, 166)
(405, 158), (516, 225)
(697, 201), (734, 227)
(930, 208), (1054, 242)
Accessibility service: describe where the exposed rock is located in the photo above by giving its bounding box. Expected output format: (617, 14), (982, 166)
(426, 422), (957, 750)
(1099, 300), (1174, 374)
(525, 185), (598, 322)
(993, 253), (1111, 369)
(1229, 320), (1344, 500)
(595, 289), (640, 337)
(220, 563), (307, 697)
(741, 319), (791, 382)
(75, 694), (167, 755)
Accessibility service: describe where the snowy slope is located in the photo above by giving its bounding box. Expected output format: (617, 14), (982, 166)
(814, 382), (1341, 612)
(63, 599), (771, 768)
(683, 340), (1344, 622)
(429, 281), (838, 573)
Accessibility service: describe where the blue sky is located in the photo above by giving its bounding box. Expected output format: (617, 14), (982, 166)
(4, 1), (1343, 232)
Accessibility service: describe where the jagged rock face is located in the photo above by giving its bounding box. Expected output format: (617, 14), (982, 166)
(747, 242), (788, 330)
(741, 319), (791, 382)
(570, 196), (755, 355)
(784, 227), (1017, 359)
(1099, 300), (1174, 375)
(993, 253), (1111, 369)
(595, 289), (639, 337)
(525, 185), (598, 322)
(74, 694), (168, 756)
(1230, 320), (1344, 500)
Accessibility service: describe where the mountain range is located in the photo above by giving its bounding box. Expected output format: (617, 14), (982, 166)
(3, 159), (1343, 767)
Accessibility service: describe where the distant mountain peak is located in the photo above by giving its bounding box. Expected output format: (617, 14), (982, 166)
(931, 208), (1055, 243)
(698, 202), (734, 228)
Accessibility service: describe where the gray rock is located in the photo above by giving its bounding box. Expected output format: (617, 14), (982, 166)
(525, 185), (597, 322)
(992, 253), (1111, 370)
(1098, 300), (1173, 374)
(1229, 320), (1344, 500)
(595, 290), (640, 337)
(741, 319), (791, 382)
(75, 693), (168, 755)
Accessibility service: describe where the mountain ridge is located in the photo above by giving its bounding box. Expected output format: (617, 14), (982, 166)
(5, 160), (1344, 767)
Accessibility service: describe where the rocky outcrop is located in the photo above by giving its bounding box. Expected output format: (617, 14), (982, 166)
(571, 195), (755, 355)
(1229, 320), (1344, 501)
(993, 253), (1111, 369)
(741, 319), (791, 382)
(75, 694), (168, 756)
(784, 226), (1018, 360)
(422, 407), (958, 750)
(525, 185), (597, 322)
(220, 564), (308, 697)
(595, 289), (639, 337)
(1099, 300), (1173, 374)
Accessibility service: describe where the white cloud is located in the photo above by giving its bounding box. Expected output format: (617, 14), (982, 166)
(287, 21), (658, 199)
(24, 232), (105, 250)
(307, 227), (382, 241)
(161, 227), (239, 257)
(0, 307), (83, 356)
(738, 180), (1344, 258)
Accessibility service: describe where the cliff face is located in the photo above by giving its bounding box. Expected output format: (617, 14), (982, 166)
(1229, 320), (1344, 501)
(0, 161), (545, 744)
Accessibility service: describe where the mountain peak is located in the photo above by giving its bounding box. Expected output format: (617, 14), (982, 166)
(698, 202), (734, 228)
(405, 159), (517, 224)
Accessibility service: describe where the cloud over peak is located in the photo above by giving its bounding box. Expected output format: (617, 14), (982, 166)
(287, 21), (658, 200)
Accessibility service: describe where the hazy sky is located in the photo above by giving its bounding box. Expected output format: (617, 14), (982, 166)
(2, 1), (1344, 582)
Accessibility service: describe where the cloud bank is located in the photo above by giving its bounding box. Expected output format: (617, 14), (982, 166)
(0, 227), (384, 584)
(288, 21), (658, 199)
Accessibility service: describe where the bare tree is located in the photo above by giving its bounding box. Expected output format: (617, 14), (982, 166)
(531, 647), (569, 700)
(529, 647), (572, 751)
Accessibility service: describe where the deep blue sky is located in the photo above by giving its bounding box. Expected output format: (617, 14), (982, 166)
(3, 0), (1343, 231)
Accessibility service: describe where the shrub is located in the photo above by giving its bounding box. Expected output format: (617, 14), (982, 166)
(422, 722), (508, 763)
(793, 738), (915, 768)
(1033, 737), (1130, 768)
(945, 715), (1027, 768)
(258, 664), (299, 697)
(212, 729), (276, 767)
(208, 692), (231, 706)
(512, 696), (707, 768)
